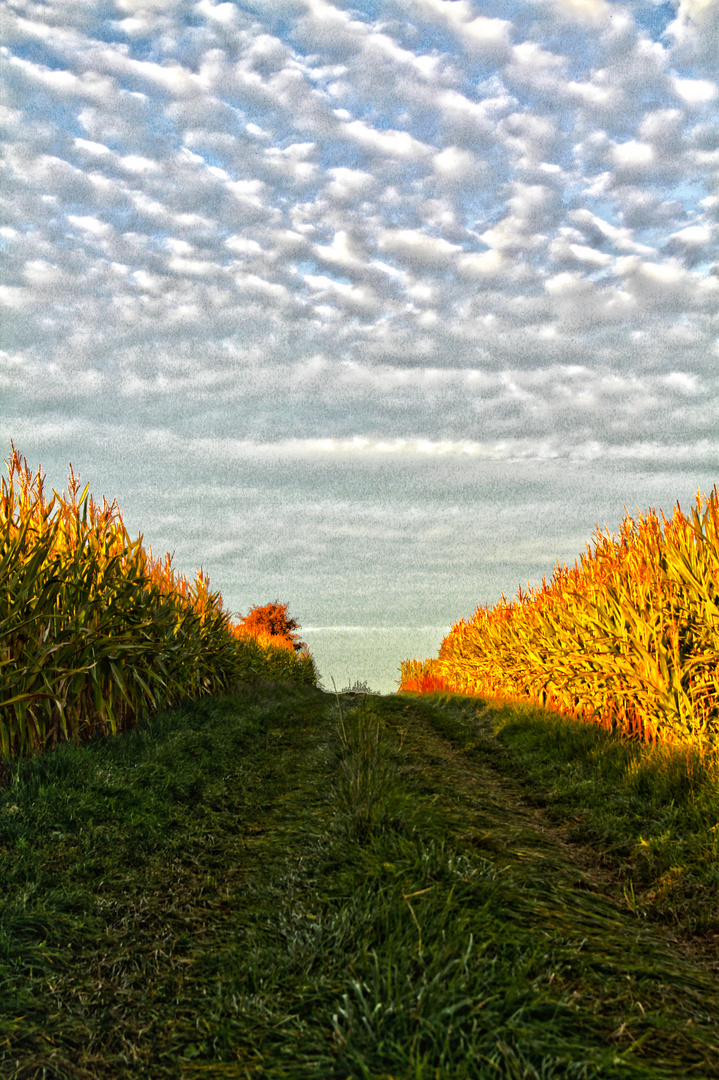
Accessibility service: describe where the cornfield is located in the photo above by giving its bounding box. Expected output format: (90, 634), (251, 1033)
(0, 444), (316, 759)
(401, 488), (719, 745)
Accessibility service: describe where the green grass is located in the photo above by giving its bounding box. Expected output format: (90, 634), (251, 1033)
(417, 692), (719, 938)
(1, 686), (718, 1077)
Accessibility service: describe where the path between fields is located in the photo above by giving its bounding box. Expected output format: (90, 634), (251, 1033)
(382, 693), (718, 973)
(5, 685), (719, 1079)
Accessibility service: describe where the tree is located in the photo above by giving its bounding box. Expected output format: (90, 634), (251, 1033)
(237, 601), (306, 652)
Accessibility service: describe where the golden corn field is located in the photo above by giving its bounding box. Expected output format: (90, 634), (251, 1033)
(0, 444), (316, 759)
(401, 488), (719, 745)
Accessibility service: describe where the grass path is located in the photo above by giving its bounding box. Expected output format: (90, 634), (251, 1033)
(1, 686), (718, 1078)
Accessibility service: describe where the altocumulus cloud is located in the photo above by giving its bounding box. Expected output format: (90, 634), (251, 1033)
(0, 0), (718, 457)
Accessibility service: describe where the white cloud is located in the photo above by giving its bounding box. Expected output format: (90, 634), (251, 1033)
(549, 236), (613, 267)
(0, 0), (717, 468)
(378, 228), (462, 266)
(341, 119), (433, 159)
(304, 273), (378, 313)
(225, 236), (263, 256)
(23, 260), (62, 286)
(313, 230), (367, 272)
(226, 179), (266, 204)
(437, 89), (512, 145)
(406, 0), (512, 58)
(671, 224), (713, 245)
(0, 287), (30, 309)
(120, 154), (160, 174)
(234, 272), (288, 301)
(167, 256), (218, 277)
(457, 250), (504, 275)
(673, 77), (718, 103)
(570, 210), (657, 256)
(74, 137), (112, 157)
(325, 167), (375, 201)
(612, 140), (654, 168)
(66, 214), (112, 237)
(432, 146), (476, 178)
(674, 0), (719, 20)
(542, 0), (612, 25)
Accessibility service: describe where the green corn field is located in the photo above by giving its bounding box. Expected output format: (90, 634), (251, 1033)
(0, 444), (316, 759)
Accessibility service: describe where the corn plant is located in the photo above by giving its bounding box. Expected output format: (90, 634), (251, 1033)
(401, 488), (719, 745)
(0, 444), (315, 759)
(397, 659), (450, 695)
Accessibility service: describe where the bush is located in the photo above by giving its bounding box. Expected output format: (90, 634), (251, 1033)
(237, 601), (307, 652)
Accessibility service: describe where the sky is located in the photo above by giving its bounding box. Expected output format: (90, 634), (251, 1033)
(1, 0), (718, 692)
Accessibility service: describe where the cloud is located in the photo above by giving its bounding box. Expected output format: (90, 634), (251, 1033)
(324, 166), (376, 201)
(665, 0), (719, 64)
(0, 0), (717, 468)
(66, 214), (113, 238)
(432, 146), (477, 179)
(406, 0), (513, 59)
(667, 222), (716, 265)
(673, 76), (719, 103)
(378, 228), (461, 267)
(569, 210), (657, 256)
(541, 0), (612, 26)
(303, 273), (380, 314)
(341, 118), (433, 159)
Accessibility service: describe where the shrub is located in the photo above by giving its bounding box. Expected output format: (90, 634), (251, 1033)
(236, 601), (307, 652)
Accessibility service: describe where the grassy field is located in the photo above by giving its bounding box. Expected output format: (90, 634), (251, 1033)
(2, 685), (719, 1078)
(424, 694), (719, 940)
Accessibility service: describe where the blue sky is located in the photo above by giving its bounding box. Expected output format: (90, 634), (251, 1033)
(1, 0), (718, 691)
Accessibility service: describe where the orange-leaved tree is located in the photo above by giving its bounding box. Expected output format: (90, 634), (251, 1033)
(236, 601), (307, 652)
